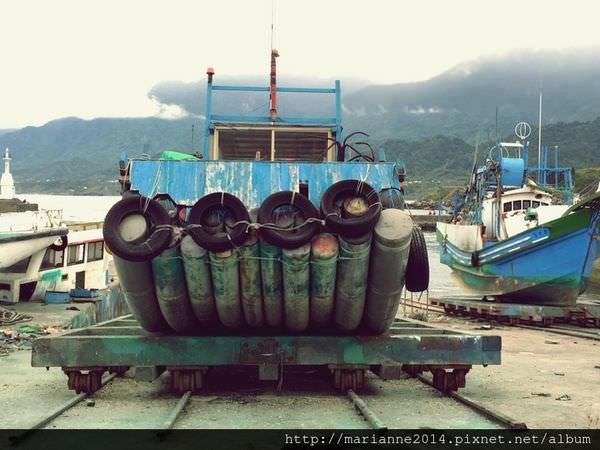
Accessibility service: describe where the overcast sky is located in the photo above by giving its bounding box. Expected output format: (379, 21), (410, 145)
(1, 0), (600, 129)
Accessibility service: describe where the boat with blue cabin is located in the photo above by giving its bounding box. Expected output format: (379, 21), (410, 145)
(437, 123), (600, 306)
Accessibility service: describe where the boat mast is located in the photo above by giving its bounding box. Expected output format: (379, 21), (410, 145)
(537, 79), (543, 183)
(269, 0), (278, 121)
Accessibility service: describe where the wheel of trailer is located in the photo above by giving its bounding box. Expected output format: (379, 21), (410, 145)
(452, 368), (468, 389)
(65, 369), (105, 394)
(541, 317), (554, 327)
(332, 369), (365, 392)
(401, 364), (424, 377)
(110, 366), (130, 376)
(405, 226), (430, 292)
(432, 369), (458, 393)
(170, 369), (204, 393)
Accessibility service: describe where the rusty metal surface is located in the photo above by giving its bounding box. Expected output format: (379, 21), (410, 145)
(129, 160), (399, 208)
(31, 317), (501, 368)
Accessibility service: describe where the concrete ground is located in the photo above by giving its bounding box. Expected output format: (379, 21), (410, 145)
(0, 303), (599, 429)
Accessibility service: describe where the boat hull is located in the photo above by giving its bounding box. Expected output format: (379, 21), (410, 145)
(438, 206), (600, 306)
(0, 229), (68, 269)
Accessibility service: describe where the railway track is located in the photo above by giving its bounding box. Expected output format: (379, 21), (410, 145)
(402, 298), (600, 340)
(10, 367), (526, 438)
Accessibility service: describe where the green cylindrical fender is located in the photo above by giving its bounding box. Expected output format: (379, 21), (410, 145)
(210, 249), (243, 328)
(239, 232), (264, 327)
(152, 246), (198, 332)
(282, 243), (311, 332)
(180, 235), (217, 325)
(310, 233), (339, 327)
(260, 239), (283, 327)
(334, 235), (372, 331)
(365, 209), (413, 334)
(113, 255), (169, 332)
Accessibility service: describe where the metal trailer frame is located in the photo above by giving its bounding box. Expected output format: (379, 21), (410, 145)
(32, 315), (501, 394)
(432, 297), (600, 327)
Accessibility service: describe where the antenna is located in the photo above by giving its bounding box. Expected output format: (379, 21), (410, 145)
(495, 106), (498, 142)
(537, 60), (544, 180)
(191, 124), (195, 152)
(268, 0), (279, 121)
(270, 0), (275, 51)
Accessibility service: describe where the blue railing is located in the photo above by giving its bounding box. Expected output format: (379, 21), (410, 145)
(202, 76), (342, 159)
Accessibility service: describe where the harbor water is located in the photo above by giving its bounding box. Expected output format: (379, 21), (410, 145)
(16, 194), (600, 302)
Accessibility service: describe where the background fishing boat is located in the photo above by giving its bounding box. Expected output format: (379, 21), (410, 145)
(437, 122), (600, 305)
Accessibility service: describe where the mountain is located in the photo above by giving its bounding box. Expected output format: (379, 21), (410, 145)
(0, 117), (203, 195)
(2, 48), (600, 195)
(150, 48), (600, 142)
(149, 75), (369, 121)
(383, 118), (600, 199)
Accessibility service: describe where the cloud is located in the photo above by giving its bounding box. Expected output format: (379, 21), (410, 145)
(150, 96), (191, 120)
(405, 105), (443, 114)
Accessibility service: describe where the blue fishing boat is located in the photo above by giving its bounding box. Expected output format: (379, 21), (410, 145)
(437, 123), (600, 306)
(104, 50), (429, 335)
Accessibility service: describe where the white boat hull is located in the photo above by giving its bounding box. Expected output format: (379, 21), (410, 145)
(0, 231), (67, 269)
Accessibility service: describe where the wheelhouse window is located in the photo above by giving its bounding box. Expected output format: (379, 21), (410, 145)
(532, 201), (540, 208)
(4, 256), (31, 273)
(215, 128), (331, 161)
(513, 200), (522, 210)
(218, 129), (271, 160)
(87, 241), (104, 262)
(67, 244), (85, 266)
(503, 202), (513, 212)
(274, 131), (329, 161)
(41, 249), (64, 269)
(523, 200), (531, 209)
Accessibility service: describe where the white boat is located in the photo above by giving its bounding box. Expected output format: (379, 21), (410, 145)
(0, 148), (69, 271)
(0, 148), (110, 303)
(0, 221), (110, 303)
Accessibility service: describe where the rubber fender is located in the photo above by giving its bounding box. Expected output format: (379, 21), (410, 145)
(258, 191), (320, 249)
(103, 195), (171, 262)
(50, 235), (68, 252)
(405, 226), (430, 292)
(187, 192), (250, 253)
(471, 251), (480, 267)
(320, 179), (381, 238)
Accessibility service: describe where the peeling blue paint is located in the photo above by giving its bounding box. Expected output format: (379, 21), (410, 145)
(130, 160), (401, 208)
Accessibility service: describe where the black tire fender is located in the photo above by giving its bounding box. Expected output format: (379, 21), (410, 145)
(187, 192), (250, 252)
(320, 179), (381, 238)
(103, 195), (171, 262)
(405, 226), (430, 292)
(258, 191), (320, 249)
(471, 251), (480, 267)
(50, 235), (68, 252)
